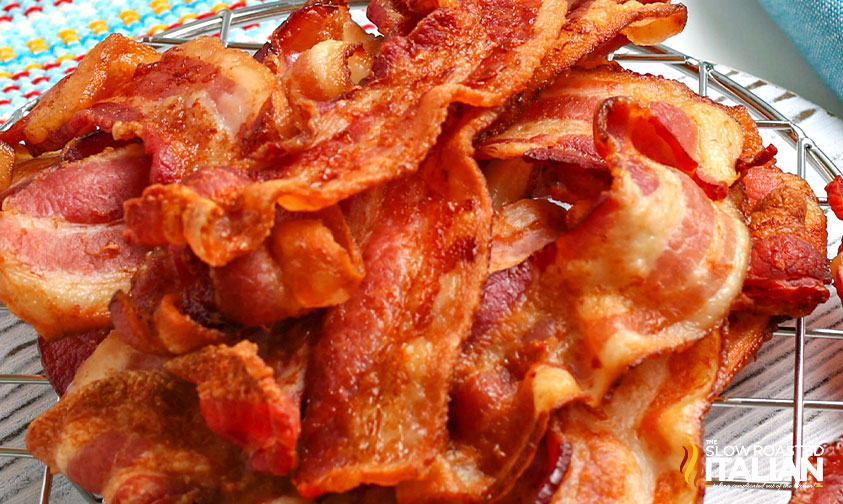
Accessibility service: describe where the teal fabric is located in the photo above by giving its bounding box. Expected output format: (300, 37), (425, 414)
(756, 0), (843, 104)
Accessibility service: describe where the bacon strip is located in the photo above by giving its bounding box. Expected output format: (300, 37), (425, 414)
(38, 331), (108, 396)
(790, 436), (843, 504)
(122, 0), (569, 266)
(499, 312), (772, 504)
(165, 341), (302, 476)
(527, 0), (687, 91)
(490, 198), (566, 273)
(563, 97), (750, 399)
(0, 144), (150, 339)
(0, 34), (159, 155)
(109, 246), (231, 356)
(294, 113), (493, 497)
(25, 370), (291, 503)
(66, 37), (275, 184)
(478, 66), (748, 198)
(112, 201), (362, 354)
(397, 96), (751, 503)
(730, 160), (830, 317)
(67, 331), (165, 393)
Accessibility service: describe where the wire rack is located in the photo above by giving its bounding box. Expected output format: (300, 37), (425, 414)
(1, 1), (842, 502)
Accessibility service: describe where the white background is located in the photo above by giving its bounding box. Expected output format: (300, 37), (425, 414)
(668, 0), (843, 117)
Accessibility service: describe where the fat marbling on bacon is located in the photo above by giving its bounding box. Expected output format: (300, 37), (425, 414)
(0, 143), (150, 339)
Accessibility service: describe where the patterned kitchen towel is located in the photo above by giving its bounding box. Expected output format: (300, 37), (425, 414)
(0, 0), (274, 122)
(756, 0), (843, 105)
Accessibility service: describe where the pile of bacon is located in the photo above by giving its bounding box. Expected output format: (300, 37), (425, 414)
(0, 0), (837, 502)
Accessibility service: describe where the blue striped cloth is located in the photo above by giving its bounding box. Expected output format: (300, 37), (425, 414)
(756, 0), (843, 105)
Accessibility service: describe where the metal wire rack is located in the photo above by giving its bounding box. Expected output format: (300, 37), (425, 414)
(1, 1), (842, 501)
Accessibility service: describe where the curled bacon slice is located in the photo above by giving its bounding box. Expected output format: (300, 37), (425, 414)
(400, 96), (751, 503)
(165, 341), (302, 476)
(564, 96), (750, 398)
(499, 312), (772, 504)
(264, 1), (380, 70)
(67, 331), (165, 393)
(67, 37), (275, 184)
(0, 34), (160, 155)
(527, 0), (687, 90)
(113, 189), (362, 355)
(294, 113), (493, 497)
(0, 144), (150, 339)
(25, 370), (291, 503)
(730, 161), (830, 317)
(122, 0), (569, 265)
(479, 66), (749, 199)
(249, 2), (382, 154)
(109, 246), (229, 356)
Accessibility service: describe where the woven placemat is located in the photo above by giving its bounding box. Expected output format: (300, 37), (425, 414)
(0, 0), (279, 122)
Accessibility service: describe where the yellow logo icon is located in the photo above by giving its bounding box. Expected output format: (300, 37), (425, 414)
(680, 444), (704, 487)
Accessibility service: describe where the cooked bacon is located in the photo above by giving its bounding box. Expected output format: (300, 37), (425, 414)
(397, 359), (585, 503)
(3, 146), (148, 224)
(398, 96), (751, 503)
(0, 140), (13, 191)
(109, 246), (230, 356)
(294, 114), (493, 497)
(526, 0), (687, 91)
(0, 144), (150, 339)
(264, 2), (380, 72)
(498, 431), (573, 504)
(560, 97), (750, 399)
(61, 131), (135, 163)
(478, 66), (749, 197)
(730, 161), (830, 317)
(25, 370), (291, 503)
(490, 198), (566, 273)
(113, 203), (361, 353)
(2, 144), (61, 188)
(121, 0), (569, 265)
(211, 205), (363, 323)
(474, 0), (687, 143)
(790, 436), (843, 504)
(248, 2), (382, 154)
(484, 157), (541, 209)
(0, 34), (159, 155)
(826, 175), (843, 220)
(498, 312), (772, 504)
(165, 341), (301, 476)
(38, 330), (108, 396)
(63, 37), (275, 184)
(125, 165), (365, 272)
(366, 0), (428, 37)
(67, 331), (165, 393)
